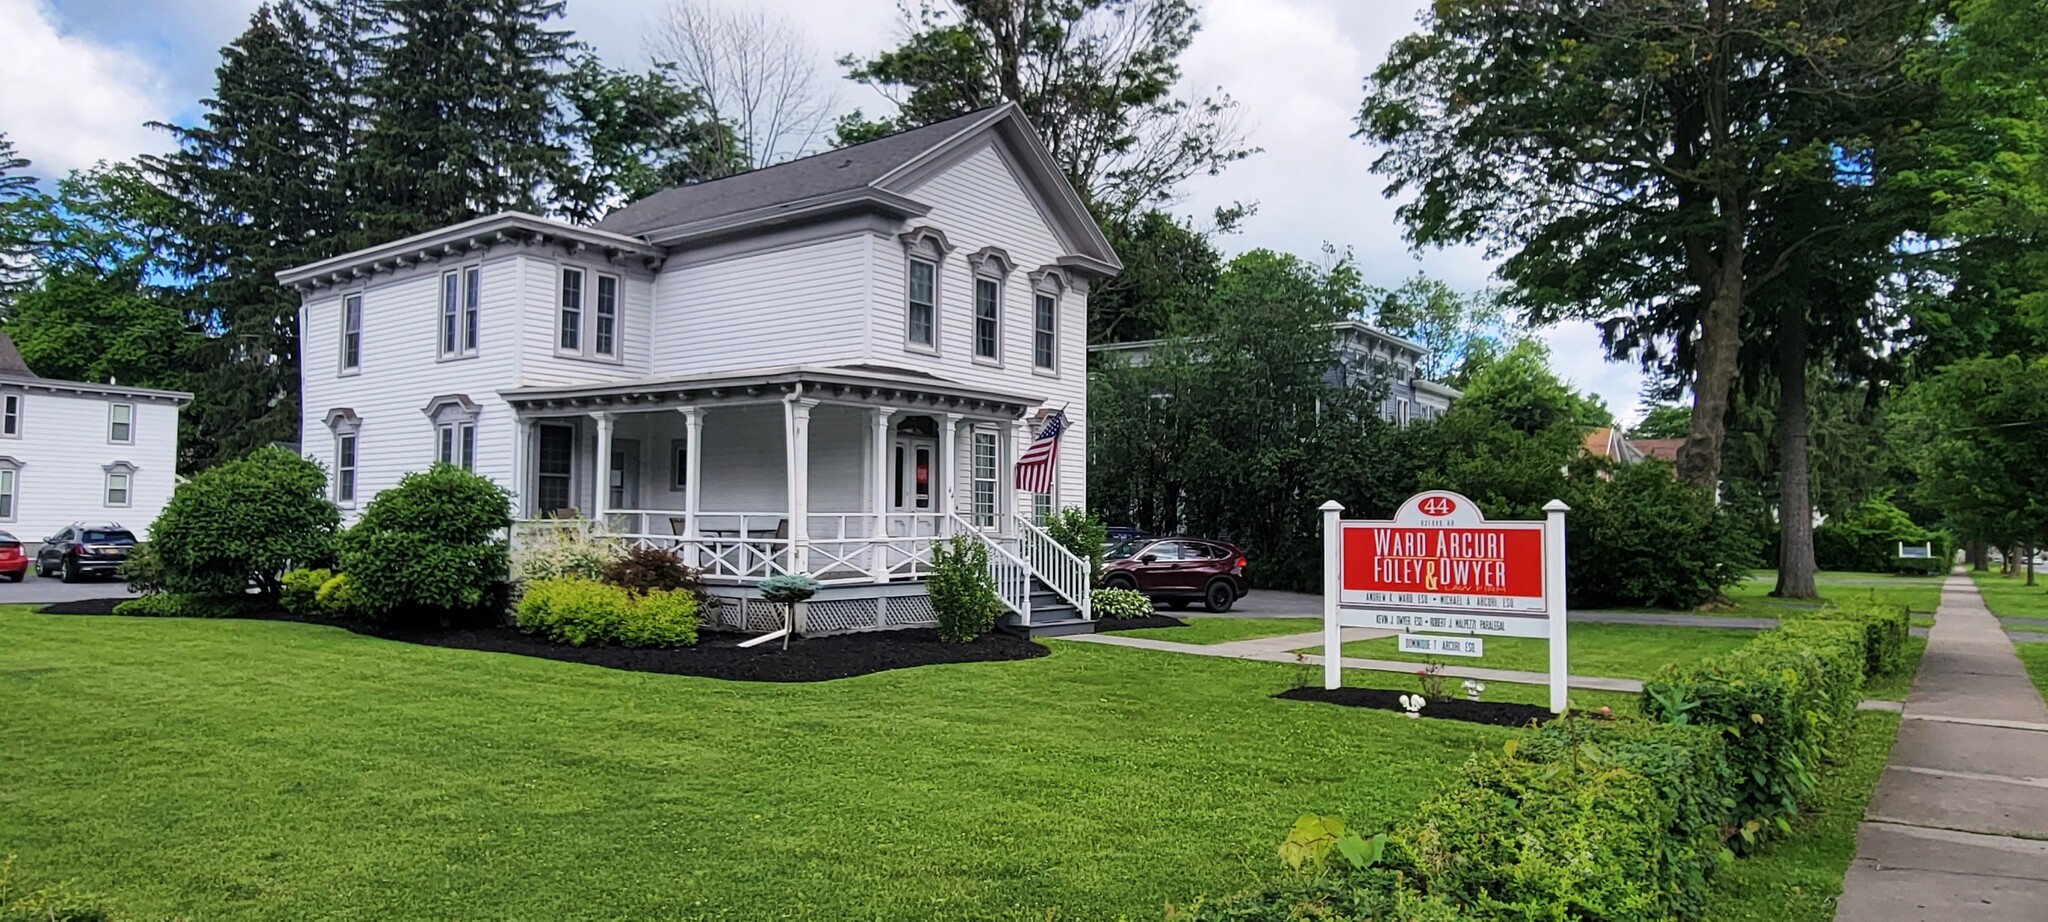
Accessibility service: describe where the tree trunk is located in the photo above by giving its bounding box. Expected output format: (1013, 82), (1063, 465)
(1772, 302), (1817, 599)
(1677, 216), (1747, 491)
(1970, 541), (1988, 571)
(2029, 547), (2037, 587)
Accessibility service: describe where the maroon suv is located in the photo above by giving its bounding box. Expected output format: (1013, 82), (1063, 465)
(1101, 537), (1249, 612)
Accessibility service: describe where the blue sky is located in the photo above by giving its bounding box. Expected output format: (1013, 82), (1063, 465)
(2, 0), (1649, 421)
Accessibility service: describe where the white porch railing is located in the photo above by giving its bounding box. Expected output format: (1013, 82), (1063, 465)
(947, 511), (1034, 624)
(1017, 519), (1093, 620)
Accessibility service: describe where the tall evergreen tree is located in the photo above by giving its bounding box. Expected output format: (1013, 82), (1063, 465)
(151, 1), (376, 466)
(0, 132), (42, 311)
(357, 0), (576, 239)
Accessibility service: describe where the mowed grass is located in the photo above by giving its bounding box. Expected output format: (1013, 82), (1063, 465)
(0, 605), (1521, 922)
(1711, 570), (1945, 618)
(1101, 616), (1322, 645)
(1325, 621), (1757, 681)
(1861, 636), (1928, 702)
(1699, 712), (1901, 922)
(1969, 570), (2048, 620)
(2013, 642), (2048, 702)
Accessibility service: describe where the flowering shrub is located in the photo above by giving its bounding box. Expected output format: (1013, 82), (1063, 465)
(514, 576), (698, 648)
(1089, 587), (1154, 620)
(512, 518), (623, 584)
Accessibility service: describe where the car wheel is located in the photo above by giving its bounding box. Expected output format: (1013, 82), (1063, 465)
(1203, 580), (1236, 613)
(61, 558), (79, 584)
(1104, 574), (1138, 592)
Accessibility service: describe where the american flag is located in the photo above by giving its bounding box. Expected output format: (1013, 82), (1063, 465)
(1014, 409), (1066, 493)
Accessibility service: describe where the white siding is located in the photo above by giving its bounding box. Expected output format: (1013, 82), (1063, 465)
(516, 255), (657, 387)
(0, 387), (180, 544)
(298, 251), (527, 518)
(884, 141), (1090, 513)
(650, 234), (871, 373)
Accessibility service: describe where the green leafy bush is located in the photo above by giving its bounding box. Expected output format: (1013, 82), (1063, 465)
(1798, 599), (1912, 678)
(338, 465), (511, 623)
(111, 593), (252, 618)
(151, 446), (339, 598)
(1172, 868), (1460, 921)
(315, 572), (356, 618)
(1091, 587), (1154, 620)
(511, 518), (622, 584)
(1641, 620), (1865, 850)
(514, 576), (699, 647)
(117, 543), (165, 596)
(1562, 460), (1756, 609)
(1813, 496), (1950, 574)
(1399, 744), (1680, 920)
(280, 568), (333, 617)
(600, 545), (701, 596)
(1041, 506), (1108, 584)
(927, 536), (1002, 643)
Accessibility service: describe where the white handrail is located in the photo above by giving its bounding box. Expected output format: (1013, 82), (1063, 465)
(946, 511), (1033, 624)
(1016, 519), (1093, 620)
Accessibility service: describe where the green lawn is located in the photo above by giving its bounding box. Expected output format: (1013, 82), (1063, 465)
(1970, 570), (2048, 620)
(1699, 712), (1901, 922)
(1324, 621), (1758, 681)
(0, 604), (1532, 921)
(1709, 570), (1946, 618)
(1100, 615), (1322, 645)
(2014, 642), (2048, 702)
(1861, 636), (1928, 702)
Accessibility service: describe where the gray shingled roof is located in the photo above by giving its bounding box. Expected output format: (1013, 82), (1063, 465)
(593, 108), (1003, 239)
(0, 331), (37, 378)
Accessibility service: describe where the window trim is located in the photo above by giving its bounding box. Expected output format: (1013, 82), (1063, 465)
(102, 461), (136, 508)
(535, 421), (577, 515)
(1, 393), (21, 439)
(1032, 292), (1058, 373)
(972, 276), (1002, 365)
(107, 403), (134, 445)
(899, 226), (952, 355)
(0, 459), (19, 522)
(971, 428), (999, 528)
(558, 266), (584, 355)
(670, 436), (690, 490)
(905, 256), (939, 353)
(593, 273), (620, 359)
(438, 266), (481, 361)
(555, 265), (624, 364)
(340, 291), (363, 375)
(335, 433), (358, 507)
(437, 421), (477, 470)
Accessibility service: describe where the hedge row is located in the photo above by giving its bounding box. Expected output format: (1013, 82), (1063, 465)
(1191, 598), (1910, 920)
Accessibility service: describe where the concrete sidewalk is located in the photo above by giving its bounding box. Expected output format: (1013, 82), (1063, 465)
(1834, 574), (2048, 921)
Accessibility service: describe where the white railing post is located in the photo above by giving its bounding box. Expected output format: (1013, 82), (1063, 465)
(592, 411), (614, 529)
(679, 407), (703, 540)
(1543, 499), (1571, 713)
(1322, 500), (1344, 690)
(1017, 518), (1092, 620)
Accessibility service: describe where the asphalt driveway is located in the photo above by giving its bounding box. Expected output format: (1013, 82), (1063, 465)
(0, 573), (134, 605)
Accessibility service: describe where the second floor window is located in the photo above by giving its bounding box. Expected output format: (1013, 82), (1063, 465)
(1034, 294), (1056, 370)
(440, 268), (479, 358)
(907, 258), (936, 348)
(341, 293), (362, 372)
(108, 404), (133, 444)
(595, 275), (618, 358)
(2, 394), (18, 437)
(973, 279), (1000, 360)
(560, 268), (584, 351)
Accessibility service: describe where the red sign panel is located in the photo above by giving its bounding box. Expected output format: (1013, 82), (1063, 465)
(1337, 491), (1548, 616)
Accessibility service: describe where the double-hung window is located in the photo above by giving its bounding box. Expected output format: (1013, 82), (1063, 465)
(341, 293), (362, 372)
(437, 422), (476, 471)
(973, 278), (1000, 360)
(2, 394), (19, 437)
(0, 466), (15, 519)
(594, 275), (618, 358)
(104, 464), (133, 507)
(972, 429), (998, 527)
(336, 434), (358, 504)
(907, 258), (937, 348)
(1033, 293), (1057, 370)
(108, 404), (133, 444)
(440, 268), (479, 358)
(560, 268), (584, 351)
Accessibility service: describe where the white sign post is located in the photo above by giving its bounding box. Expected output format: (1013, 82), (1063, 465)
(1321, 492), (1573, 713)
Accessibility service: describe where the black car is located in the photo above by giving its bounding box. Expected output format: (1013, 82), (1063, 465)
(36, 524), (137, 583)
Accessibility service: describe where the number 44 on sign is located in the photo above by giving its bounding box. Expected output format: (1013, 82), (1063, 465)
(1399, 634), (1482, 657)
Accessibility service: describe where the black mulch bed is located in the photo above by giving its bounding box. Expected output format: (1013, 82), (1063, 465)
(1275, 686), (1555, 728)
(1090, 614), (1188, 632)
(36, 598), (1048, 682)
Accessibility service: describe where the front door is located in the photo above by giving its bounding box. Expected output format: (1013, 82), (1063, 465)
(609, 438), (640, 510)
(891, 436), (937, 517)
(536, 423), (575, 515)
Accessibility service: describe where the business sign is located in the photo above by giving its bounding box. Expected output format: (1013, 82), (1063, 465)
(1399, 634), (1483, 657)
(1320, 491), (1573, 712)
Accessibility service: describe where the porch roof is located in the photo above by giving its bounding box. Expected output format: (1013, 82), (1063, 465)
(499, 364), (1043, 418)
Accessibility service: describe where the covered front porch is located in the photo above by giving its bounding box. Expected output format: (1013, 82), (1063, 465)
(501, 366), (1089, 632)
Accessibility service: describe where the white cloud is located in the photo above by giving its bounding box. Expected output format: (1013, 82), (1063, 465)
(0, 0), (172, 174)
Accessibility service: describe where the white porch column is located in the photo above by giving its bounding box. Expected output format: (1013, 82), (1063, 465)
(678, 406), (704, 539)
(592, 411), (614, 528)
(512, 415), (534, 519)
(940, 412), (963, 529)
(869, 407), (896, 580)
(783, 395), (817, 573)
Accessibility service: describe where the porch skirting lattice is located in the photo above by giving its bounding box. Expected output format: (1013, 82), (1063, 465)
(702, 592), (939, 635)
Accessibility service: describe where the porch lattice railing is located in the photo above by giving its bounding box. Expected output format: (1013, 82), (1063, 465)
(1016, 519), (1093, 620)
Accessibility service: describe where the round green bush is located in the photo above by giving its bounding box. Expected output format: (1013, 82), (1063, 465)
(151, 446), (339, 597)
(928, 537), (1001, 643)
(617, 588), (700, 647)
(338, 465), (511, 623)
(315, 572), (356, 618)
(1090, 587), (1154, 620)
(279, 568), (334, 617)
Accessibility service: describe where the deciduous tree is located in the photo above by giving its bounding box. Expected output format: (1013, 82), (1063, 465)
(648, 0), (837, 170)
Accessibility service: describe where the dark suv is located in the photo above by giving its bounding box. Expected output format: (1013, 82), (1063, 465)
(36, 525), (137, 583)
(1101, 537), (1249, 612)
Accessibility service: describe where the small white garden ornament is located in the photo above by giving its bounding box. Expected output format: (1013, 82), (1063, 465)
(1462, 680), (1485, 702)
(1398, 694), (1426, 719)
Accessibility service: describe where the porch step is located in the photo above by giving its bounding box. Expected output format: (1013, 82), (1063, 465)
(1010, 617), (1095, 638)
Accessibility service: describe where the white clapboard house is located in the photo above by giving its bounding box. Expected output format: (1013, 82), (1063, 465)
(280, 105), (1117, 634)
(0, 331), (189, 554)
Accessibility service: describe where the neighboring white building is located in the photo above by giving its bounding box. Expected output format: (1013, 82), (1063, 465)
(0, 332), (189, 551)
(1089, 319), (1462, 424)
(279, 104), (1119, 633)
